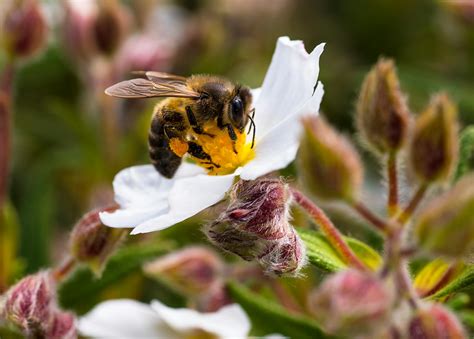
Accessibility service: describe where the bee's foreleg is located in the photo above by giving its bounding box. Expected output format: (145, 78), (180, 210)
(225, 124), (238, 154)
(186, 106), (215, 137)
(187, 142), (221, 168)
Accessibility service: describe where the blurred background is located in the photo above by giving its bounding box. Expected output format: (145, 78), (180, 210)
(1, 0), (474, 286)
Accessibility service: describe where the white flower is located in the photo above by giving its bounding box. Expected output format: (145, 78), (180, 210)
(78, 299), (251, 338)
(100, 36), (325, 234)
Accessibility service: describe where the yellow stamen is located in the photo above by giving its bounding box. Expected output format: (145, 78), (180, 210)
(190, 123), (255, 175)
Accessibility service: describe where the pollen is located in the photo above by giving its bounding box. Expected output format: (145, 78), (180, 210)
(190, 123), (255, 175)
(169, 138), (189, 157)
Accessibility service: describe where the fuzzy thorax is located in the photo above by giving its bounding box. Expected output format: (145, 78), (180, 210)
(190, 123), (255, 175)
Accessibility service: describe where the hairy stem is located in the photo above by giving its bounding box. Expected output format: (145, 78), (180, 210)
(397, 262), (419, 309)
(397, 183), (429, 225)
(387, 152), (399, 217)
(351, 201), (390, 234)
(52, 256), (77, 282)
(291, 189), (368, 271)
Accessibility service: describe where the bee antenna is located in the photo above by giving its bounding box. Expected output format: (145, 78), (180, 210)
(247, 110), (256, 149)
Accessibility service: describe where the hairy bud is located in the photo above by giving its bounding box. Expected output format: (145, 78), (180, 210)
(2, 0), (47, 59)
(356, 58), (410, 154)
(143, 246), (224, 296)
(309, 269), (394, 336)
(409, 93), (459, 183)
(92, 0), (128, 56)
(408, 303), (466, 339)
(46, 311), (77, 339)
(69, 207), (126, 276)
(205, 178), (306, 276)
(415, 174), (474, 258)
(2, 271), (54, 336)
(298, 116), (363, 202)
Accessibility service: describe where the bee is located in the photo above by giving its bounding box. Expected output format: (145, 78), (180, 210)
(105, 72), (256, 178)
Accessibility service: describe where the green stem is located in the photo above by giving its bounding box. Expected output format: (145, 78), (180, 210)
(291, 189), (368, 271)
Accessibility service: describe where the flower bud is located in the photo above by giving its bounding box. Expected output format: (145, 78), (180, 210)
(69, 207), (126, 276)
(408, 303), (466, 339)
(298, 116), (363, 202)
(46, 311), (77, 339)
(414, 173), (474, 258)
(409, 93), (459, 183)
(309, 269), (394, 336)
(2, 0), (47, 59)
(205, 178), (306, 276)
(143, 246), (224, 296)
(2, 271), (54, 336)
(92, 0), (128, 56)
(356, 58), (410, 154)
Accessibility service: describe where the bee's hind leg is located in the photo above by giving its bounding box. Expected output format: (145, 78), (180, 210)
(186, 106), (215, 137)
(187, 142), (220, 168)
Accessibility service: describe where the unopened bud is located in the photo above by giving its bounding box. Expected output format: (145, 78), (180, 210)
(205, 178), (306, 276)
(2, 0), (47, 59)
(309, 269), (394, 336)
(415, 173), (474, 258)
(46, 311), (77, 339)
(2, 271), (54, 336)
(409, 93), (459, 183)
(408, 303), (466, 339)
(298, 116), (363, 202)
(93, 0), (128, 56)
(69, 207), (126, 276)
(143, 246), (223, 296)
(356, 58), (410, 154)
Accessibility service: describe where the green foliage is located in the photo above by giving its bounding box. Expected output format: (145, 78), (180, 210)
(298, 229), (382, 272)
(227, 282), (330, 339)
(58, 241), (173, 313)
(454, 126), (474, 181)
(0, 201), (22, 291)
(430, 265), (474, 300)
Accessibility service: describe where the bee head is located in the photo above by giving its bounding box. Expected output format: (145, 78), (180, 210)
(229, 86), (252, 132)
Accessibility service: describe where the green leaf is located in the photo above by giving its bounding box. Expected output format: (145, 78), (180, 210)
(414, 258), (465, 297)
(430, 265), (474, 300)
(227, 282), (330, 339)
(58, 241), (173, 313)
(298, 229), (382, 272)
(454, 126), (474, 181)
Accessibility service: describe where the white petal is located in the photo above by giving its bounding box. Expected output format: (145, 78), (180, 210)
(151, 301), (251, 339)
(130, 172), (235, 234)
(241, 82), (324, 180)
(254, 37), (325, 139)
(78, 299), (178, 339)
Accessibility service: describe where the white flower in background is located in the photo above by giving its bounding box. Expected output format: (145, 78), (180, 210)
(100, 36), (325, 234)
(78, 300), (251, 338)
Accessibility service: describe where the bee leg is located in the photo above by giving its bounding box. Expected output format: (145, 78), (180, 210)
(186, 106), (215, 137)
(187, 142), (220, 168)
(225, 124), (238, 154)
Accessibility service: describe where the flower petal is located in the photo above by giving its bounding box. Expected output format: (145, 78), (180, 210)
(254, 37), (325, 139)
(130, 172), (235, 234)
(151, 301), (251, 338)
(78, 299), (178, 338)
(241, 82), (324, 180)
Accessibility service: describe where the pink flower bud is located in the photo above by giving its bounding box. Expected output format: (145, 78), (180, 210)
(2, 0), (47, 59)
(205, 178), (306, 276)
(46, 311), (77, 339)
(69, 207), (126, 276)
(309, 269), (394, 336)
(143, 246), (224, 296)
(2, 271), (54, 336)
(408, 303), (466, 339)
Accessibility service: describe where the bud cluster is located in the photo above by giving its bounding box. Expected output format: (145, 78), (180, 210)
(1, 271), (76, 338)
(205, 178), (306, 276)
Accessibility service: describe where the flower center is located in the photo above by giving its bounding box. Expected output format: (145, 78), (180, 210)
(188, 122), (255, 175)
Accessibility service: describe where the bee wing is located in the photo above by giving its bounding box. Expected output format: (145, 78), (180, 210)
(105, 78), (200, 99)
(135, 71), (187, 83)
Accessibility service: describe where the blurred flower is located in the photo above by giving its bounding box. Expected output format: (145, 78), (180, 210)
(298, 116), (363, 202)
(356, 58), (410, 154)
(409, 93), (459, 184)
(143, 246), (224, 296)
(92, 0), (128, 56)
(414, 173), (474, 258)
(407, 303), (466, 338)
(46, 311), (77, 339)
(69, 207), (126, 276)
(2, 0), (47, 59)
(205, 178), (306, 276)
(309, 269), (394, 337)
(101, 36), (325, 234)
(78, 300), (252, 339)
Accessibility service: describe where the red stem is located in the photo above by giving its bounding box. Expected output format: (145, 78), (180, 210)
(387, 152), (398, 217)
(52, 256), (77, 282)
(397, 183), (429, 225)
(291, 189), (367, 271)
(352, 201), (390, 233)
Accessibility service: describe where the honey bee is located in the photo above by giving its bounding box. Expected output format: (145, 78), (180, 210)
(105, 72), (255, 178)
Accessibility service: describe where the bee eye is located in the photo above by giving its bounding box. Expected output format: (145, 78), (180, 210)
(231, 97), (244, 123)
